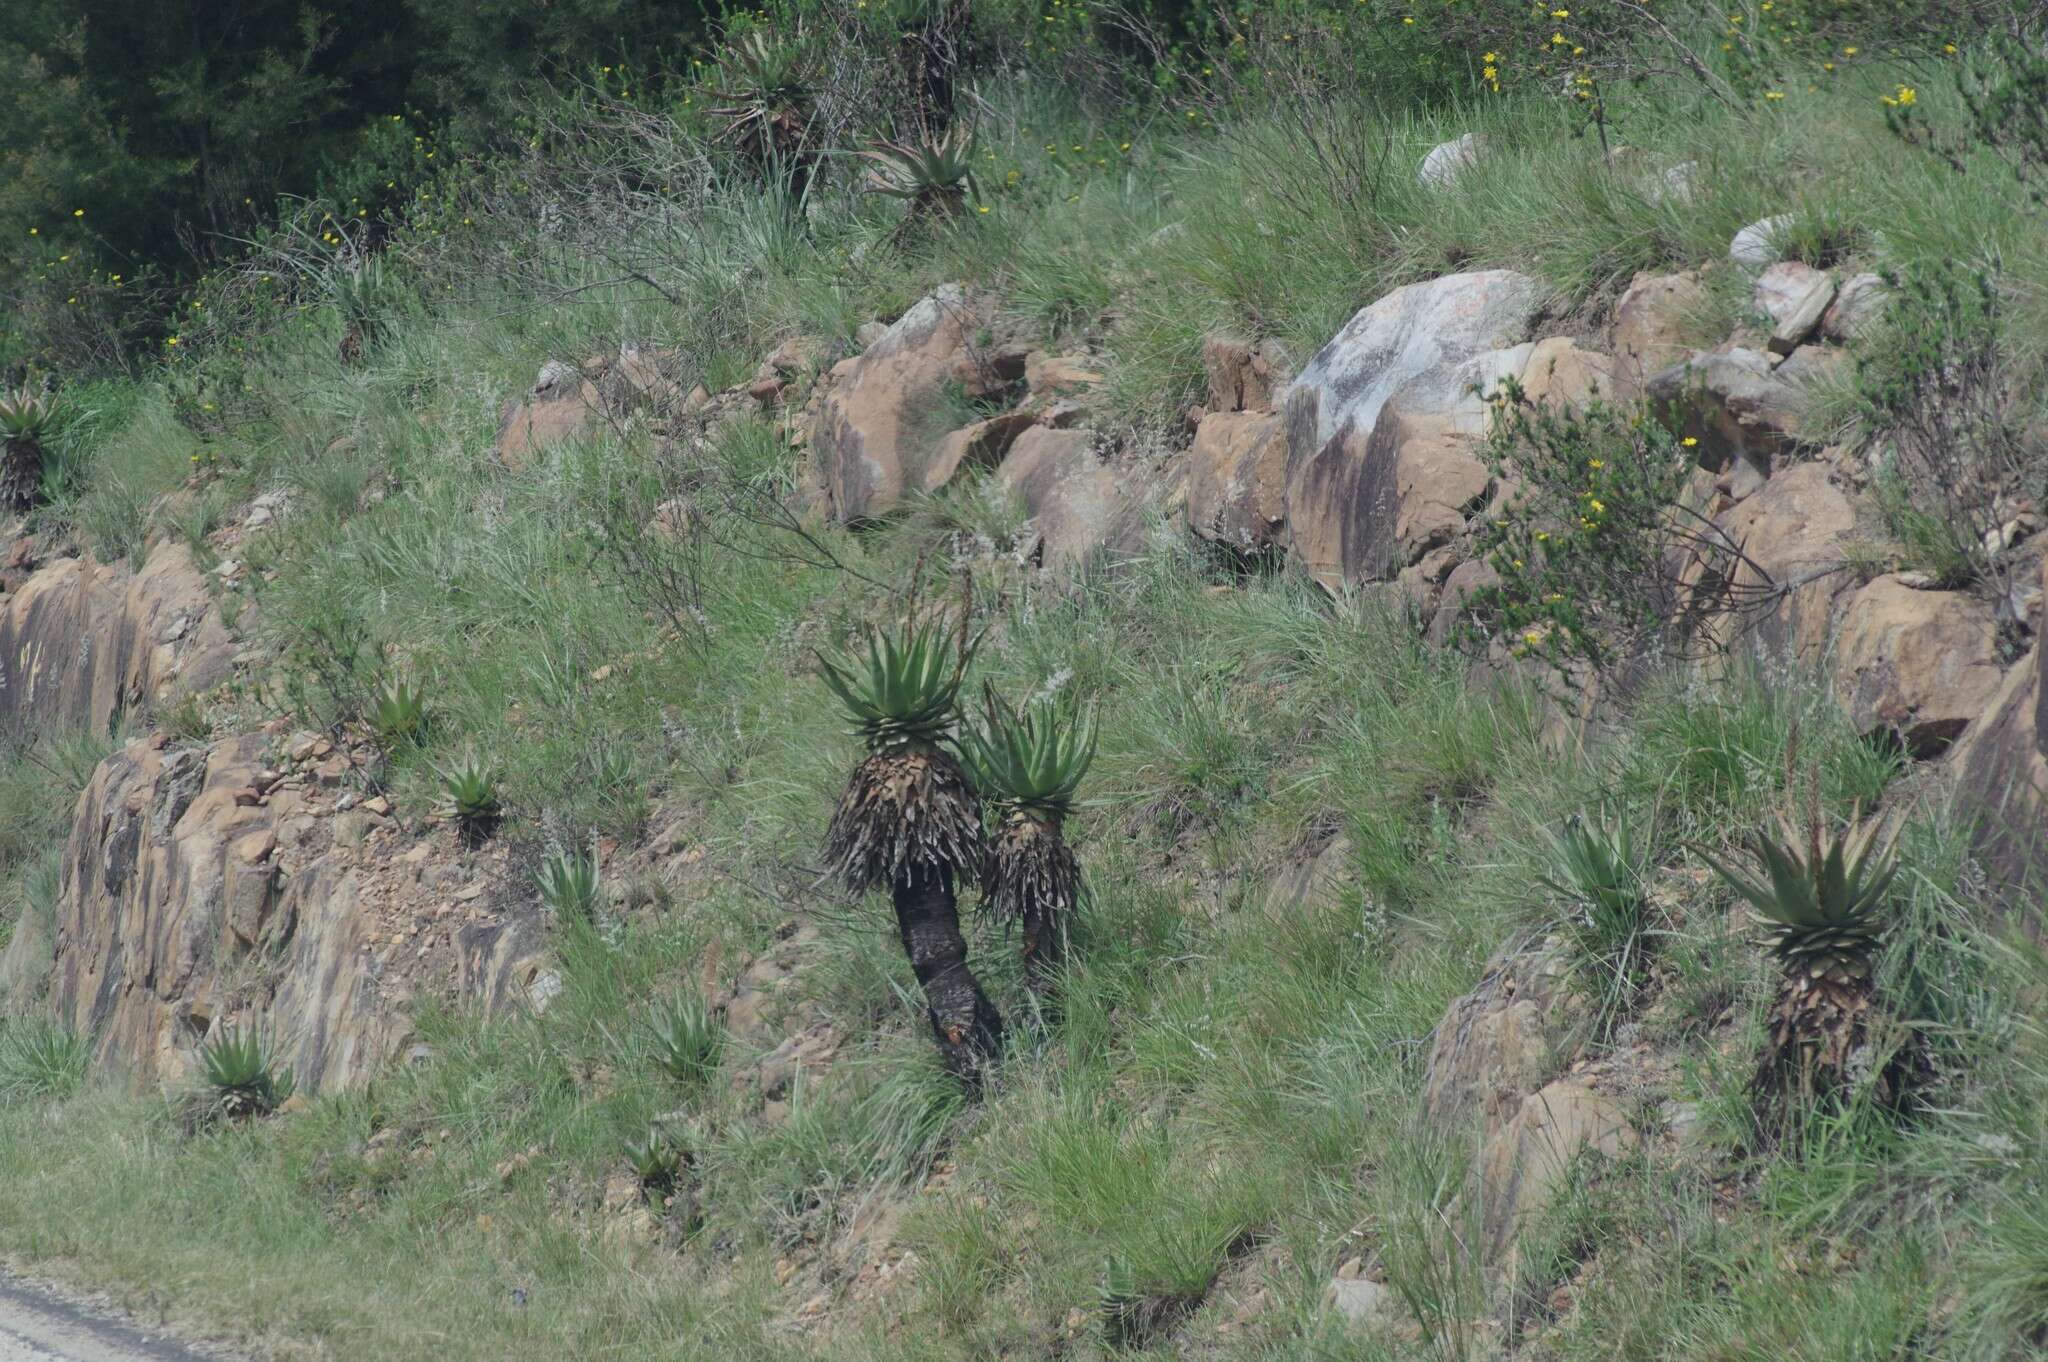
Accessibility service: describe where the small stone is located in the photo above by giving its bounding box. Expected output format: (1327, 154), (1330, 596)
(1419, 133), (1481, 189)
(1323, 1277), (1396, 1328)
(363, 796), (392, 816)
(1730, 214), (1797, 268)
(287, 733), (321, 763)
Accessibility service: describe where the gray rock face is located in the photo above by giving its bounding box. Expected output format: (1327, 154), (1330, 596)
(997, 427), (1182, 570)
(1753, 262), (1835, 355)
(1822, 271), (1887, 343)
(1646, 347), (1807, 482)
(1281, 270), (1544, 587)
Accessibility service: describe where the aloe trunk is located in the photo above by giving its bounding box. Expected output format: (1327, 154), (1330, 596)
(894, 863), (1003, 1080)
(1, 437), (42, 513)
(1019, 897), (1063, 1006)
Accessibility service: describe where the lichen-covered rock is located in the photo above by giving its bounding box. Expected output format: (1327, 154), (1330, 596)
(1282, 270), (1544, 587)
(1419, 133), (1481, 189)
(1730, 214), (1796, 267)
(0, 542), (234, 738)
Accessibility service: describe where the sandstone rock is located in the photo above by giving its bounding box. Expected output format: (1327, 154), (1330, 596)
(922, 411), (1037, 494)
(1514, 337), (1616, 412)
(1283, 270), (1543, 587)
(1611, 272), (1706, 396)
(1730, 214), (1796, 267)
(1186, 411), (1286, 553)
(997, 427), (1181, 571)
(47, 734), (544, 1094)
(1646, 347), (1807, 482)
(1024, 353), (1104, 402)
(809, 286), (1011, 520)
(1479, 1080), (1638, 1262)
(1701, 462), (1857, 664)
(496, 365), (600, 468)
(1753, 262), (1835, 356)
(1947, 563), (2048, 901)
(1419, 133), (1481, 189)
(0, 542), (235, 738)
(1833, 577), (2006, 756)
(1822, 272), (1887, 343)
(1201, 334), (1290, 414)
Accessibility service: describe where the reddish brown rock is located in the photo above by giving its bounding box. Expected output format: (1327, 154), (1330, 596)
(1698, 462), (1857, 663)
(809, 286), (1011, 520)
(1610, 271), (1706, 396)
(922, 411), (1038, 494)
(1185, 411), (1286, 552)
(1201, 333), (1290, 414)
(495, 362), (601, 468)
(1833, 577), (2006, 755)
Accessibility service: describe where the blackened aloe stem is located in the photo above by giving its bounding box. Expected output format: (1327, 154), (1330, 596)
(893, 862), (1003, 1081)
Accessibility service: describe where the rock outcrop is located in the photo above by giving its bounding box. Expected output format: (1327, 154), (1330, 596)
(1948, 557), (2048, 900)
(0, 543), (234, 738)
(998, 428), (1182, 570)
(1281, 270), (1545, 587)
(49, 732), (546, 1094)
(1832, 577), (2006, 755)
(810, 287), (1020, 521)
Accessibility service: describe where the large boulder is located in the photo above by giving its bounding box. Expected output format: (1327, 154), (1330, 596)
(997, 428), (1181, 571)
(1282, 270), (1545, 587)
(1947, 564), (2048, 902)
(0, 542), (234, 738)
(810, 287), (1018, 521)
(1186, 411), (1286, 553)
(48, 733), (546, 1094)
(1832, 577), (2007, 756)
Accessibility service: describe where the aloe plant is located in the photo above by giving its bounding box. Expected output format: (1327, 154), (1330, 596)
(861, 126), (979, 217)
(1699, 800), (1917, 1120)
(0, 384), (57, 513)
(437, 751), (501, 842)
(820, 615), (1000, 1082)
(200, 1025), (296, 1119)
(370, 676), (427, 744)
(961, 684), (1096, 1003)
(534, 849), (600, 918)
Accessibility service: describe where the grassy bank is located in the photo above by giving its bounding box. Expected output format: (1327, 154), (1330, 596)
(1, 13), (2046, 1360)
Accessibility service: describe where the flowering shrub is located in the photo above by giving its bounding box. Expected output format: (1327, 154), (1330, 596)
(1458, 376), (1762, 675)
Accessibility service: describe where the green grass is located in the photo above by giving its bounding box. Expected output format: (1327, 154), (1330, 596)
(0, 18), (2042, 1362)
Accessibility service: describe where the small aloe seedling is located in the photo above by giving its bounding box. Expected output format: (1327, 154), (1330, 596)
(437, 751), (501, 840)
(646, 992), (723, 1087)
(534, 849), (600, 918)
(960, 684), (1097, 1004)
(1539, 808), (1655, 1031)
(861, 126), (979, 217)
(624, 1125), (689, 1204)
(370, 676), (427, 744)
(200, 1025), (296, 1119)
(0, 383), (57, 513)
